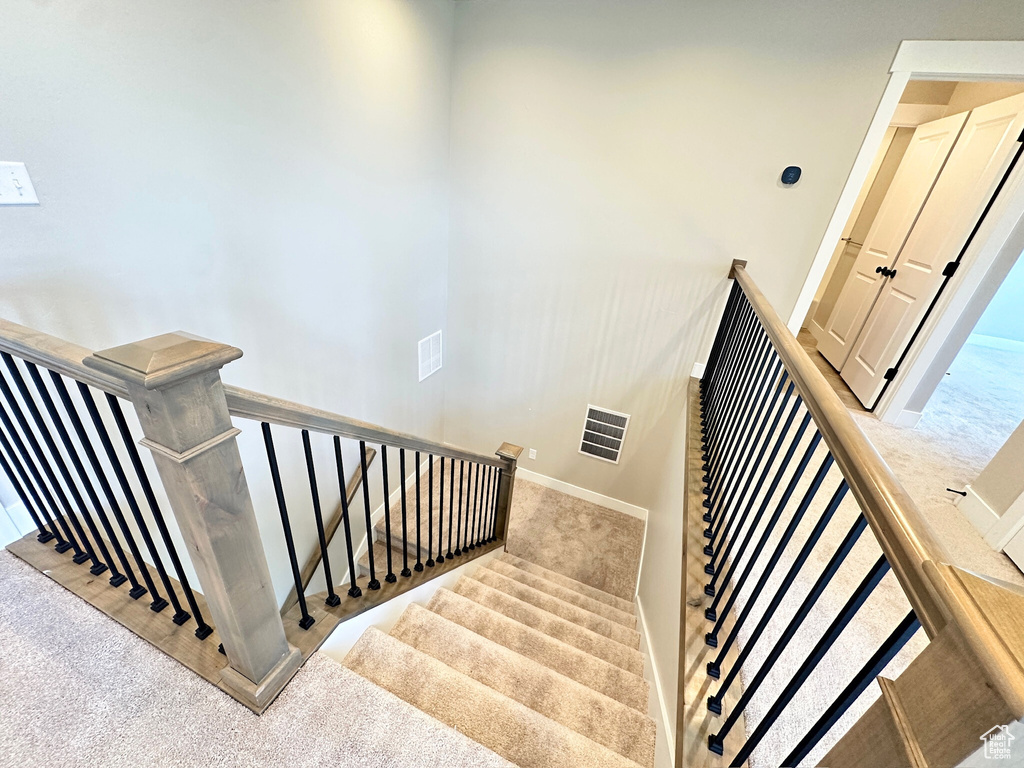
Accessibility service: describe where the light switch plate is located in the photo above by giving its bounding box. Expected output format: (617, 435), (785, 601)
(0, 162), (40, 205)
(528, 448), (537, 460)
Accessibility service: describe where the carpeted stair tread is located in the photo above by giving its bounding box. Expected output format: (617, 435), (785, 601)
(343, 628), (645, 768)
(452, 577), (644, 675)
(470, 569), (641, 649)
(390, 604), (656, 765)
(484, 560), (637, 630)
(499, 553), (635, 615)
(357, 539), (406, 580)
(427, 589), (649, 712)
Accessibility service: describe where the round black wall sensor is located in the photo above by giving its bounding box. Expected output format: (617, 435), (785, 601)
(781, 166), (802, 185)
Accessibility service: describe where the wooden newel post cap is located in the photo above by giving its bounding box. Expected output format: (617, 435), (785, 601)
(85, 332), (243, 389)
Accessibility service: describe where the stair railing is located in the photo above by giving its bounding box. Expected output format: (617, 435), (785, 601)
(682, 261), (1024, 767)
(0, 318), (521, 713)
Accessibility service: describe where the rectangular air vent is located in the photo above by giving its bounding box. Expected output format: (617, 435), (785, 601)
(418, 330), (442, 381)
(579, 404), (630, 464)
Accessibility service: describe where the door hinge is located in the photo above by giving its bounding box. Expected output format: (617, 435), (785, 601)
(942, 261), (960, 277)
(884, 367), (899, 381)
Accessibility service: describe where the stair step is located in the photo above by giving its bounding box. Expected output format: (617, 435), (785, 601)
(308, 655), (518, 768)
(427, 589), (649, 712)
(343, 628), (645, 768)
(499, 553), (635, 615)
(470, 570), (641, 649)
(390, 604), (656, 766)
(484, 560), (637, 630)
(452, 577), (644, 675)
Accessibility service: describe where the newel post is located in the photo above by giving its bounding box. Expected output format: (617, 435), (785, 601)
(494, 442), (523, 542)
(85, 333), (301, 711)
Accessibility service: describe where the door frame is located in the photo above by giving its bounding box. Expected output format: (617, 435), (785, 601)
(789, 41), (1024, 424)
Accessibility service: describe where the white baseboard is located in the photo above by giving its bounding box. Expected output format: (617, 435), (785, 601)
(957, 485), (999, 537)
(515, 468), (648, 521)
(891, 409), (923, 428)
(967, 333), (1024, 353)
(637, 596), (675, 768)
(690, 362), (706, 380)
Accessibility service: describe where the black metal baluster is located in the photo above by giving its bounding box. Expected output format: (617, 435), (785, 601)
(26, 366), (123, 581)
(705, 302), (755, 453)
(706, 311), (763, 479)
(426, 456), (435, 568)
(113, 396), (208, 629)
(0, 356), (94, 564)
(89, 392), (165, 608)
(707, 326), (771, 484)
(469, 463), (481, 549)
(0, 392), (77, 554)
(703, 347), (778, 540)
(0, 432), (53, 542)
(705, 413), (816, 620)
(730, 555), (891, 764)
(107, 394), (191, 618)
(0, 412), (59, 544)
(705, 370), (789, 553)
(359, 440), (381, 589)
(706, 446), (832, 654)
(436, 456), (445, 563)
(702, 283), (742, 394)
(333, 436), (362, 598)
(399, 448), (411, 577)
(381, 444), (396, 583)
(781, 611), (921, 768)
(455, 460), (465, 556)
(705, 387), (801, 574)
(50, 372), (140, 589)
(707, 473), (844, 690)
(704, 408), (811, 614)
(302, 430), (340, 607)
(702, 291), (745, 413)
(705, 346), (779, 526)
(708, 512), (869, 749)
(446, 456), (455, 557)
(414, 450), (423, 572)
(263, 423), (314, 629)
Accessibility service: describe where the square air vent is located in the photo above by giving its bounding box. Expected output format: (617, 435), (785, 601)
(579, 404), (630, 464)
(418, 330), (442, 382)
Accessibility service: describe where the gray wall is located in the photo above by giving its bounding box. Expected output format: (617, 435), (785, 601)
(974, 252), (1024, 343)
(0, 0), (457, 602)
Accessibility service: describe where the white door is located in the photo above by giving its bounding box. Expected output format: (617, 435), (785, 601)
(816, 112), (969, 369)
(842, 92), (1024, 408)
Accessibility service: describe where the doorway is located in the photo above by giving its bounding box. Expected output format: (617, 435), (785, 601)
(804, 80), (1024, 413)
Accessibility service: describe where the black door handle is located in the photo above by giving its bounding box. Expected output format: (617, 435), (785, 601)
(875, 266), (897, 278)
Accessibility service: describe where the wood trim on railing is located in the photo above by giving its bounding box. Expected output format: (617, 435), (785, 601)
(279, 447), (376, 617)
(226, 387), (506, 469)
(731, 265), (950, 639)
(0, 317), (506, 470)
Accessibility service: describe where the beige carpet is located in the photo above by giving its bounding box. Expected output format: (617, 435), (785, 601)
(505, 478), (645, 601)
(342, 552), (656, 767)
(0, 550), (515, 768)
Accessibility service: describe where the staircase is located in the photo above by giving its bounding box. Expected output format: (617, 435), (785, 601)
(342, 552), (656, 768)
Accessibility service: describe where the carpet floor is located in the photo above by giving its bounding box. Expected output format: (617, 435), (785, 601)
(0, 549), (515, 768)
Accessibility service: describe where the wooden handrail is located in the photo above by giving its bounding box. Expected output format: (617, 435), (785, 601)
(731, 265), (950, 639)
(225, 387), (505, 468)
(279, 446), (376, 616)
(0, 317), (506, 470)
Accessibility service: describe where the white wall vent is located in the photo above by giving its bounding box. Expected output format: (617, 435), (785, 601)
(579, 404), (630, 464)
(418, 331), (442, 382)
